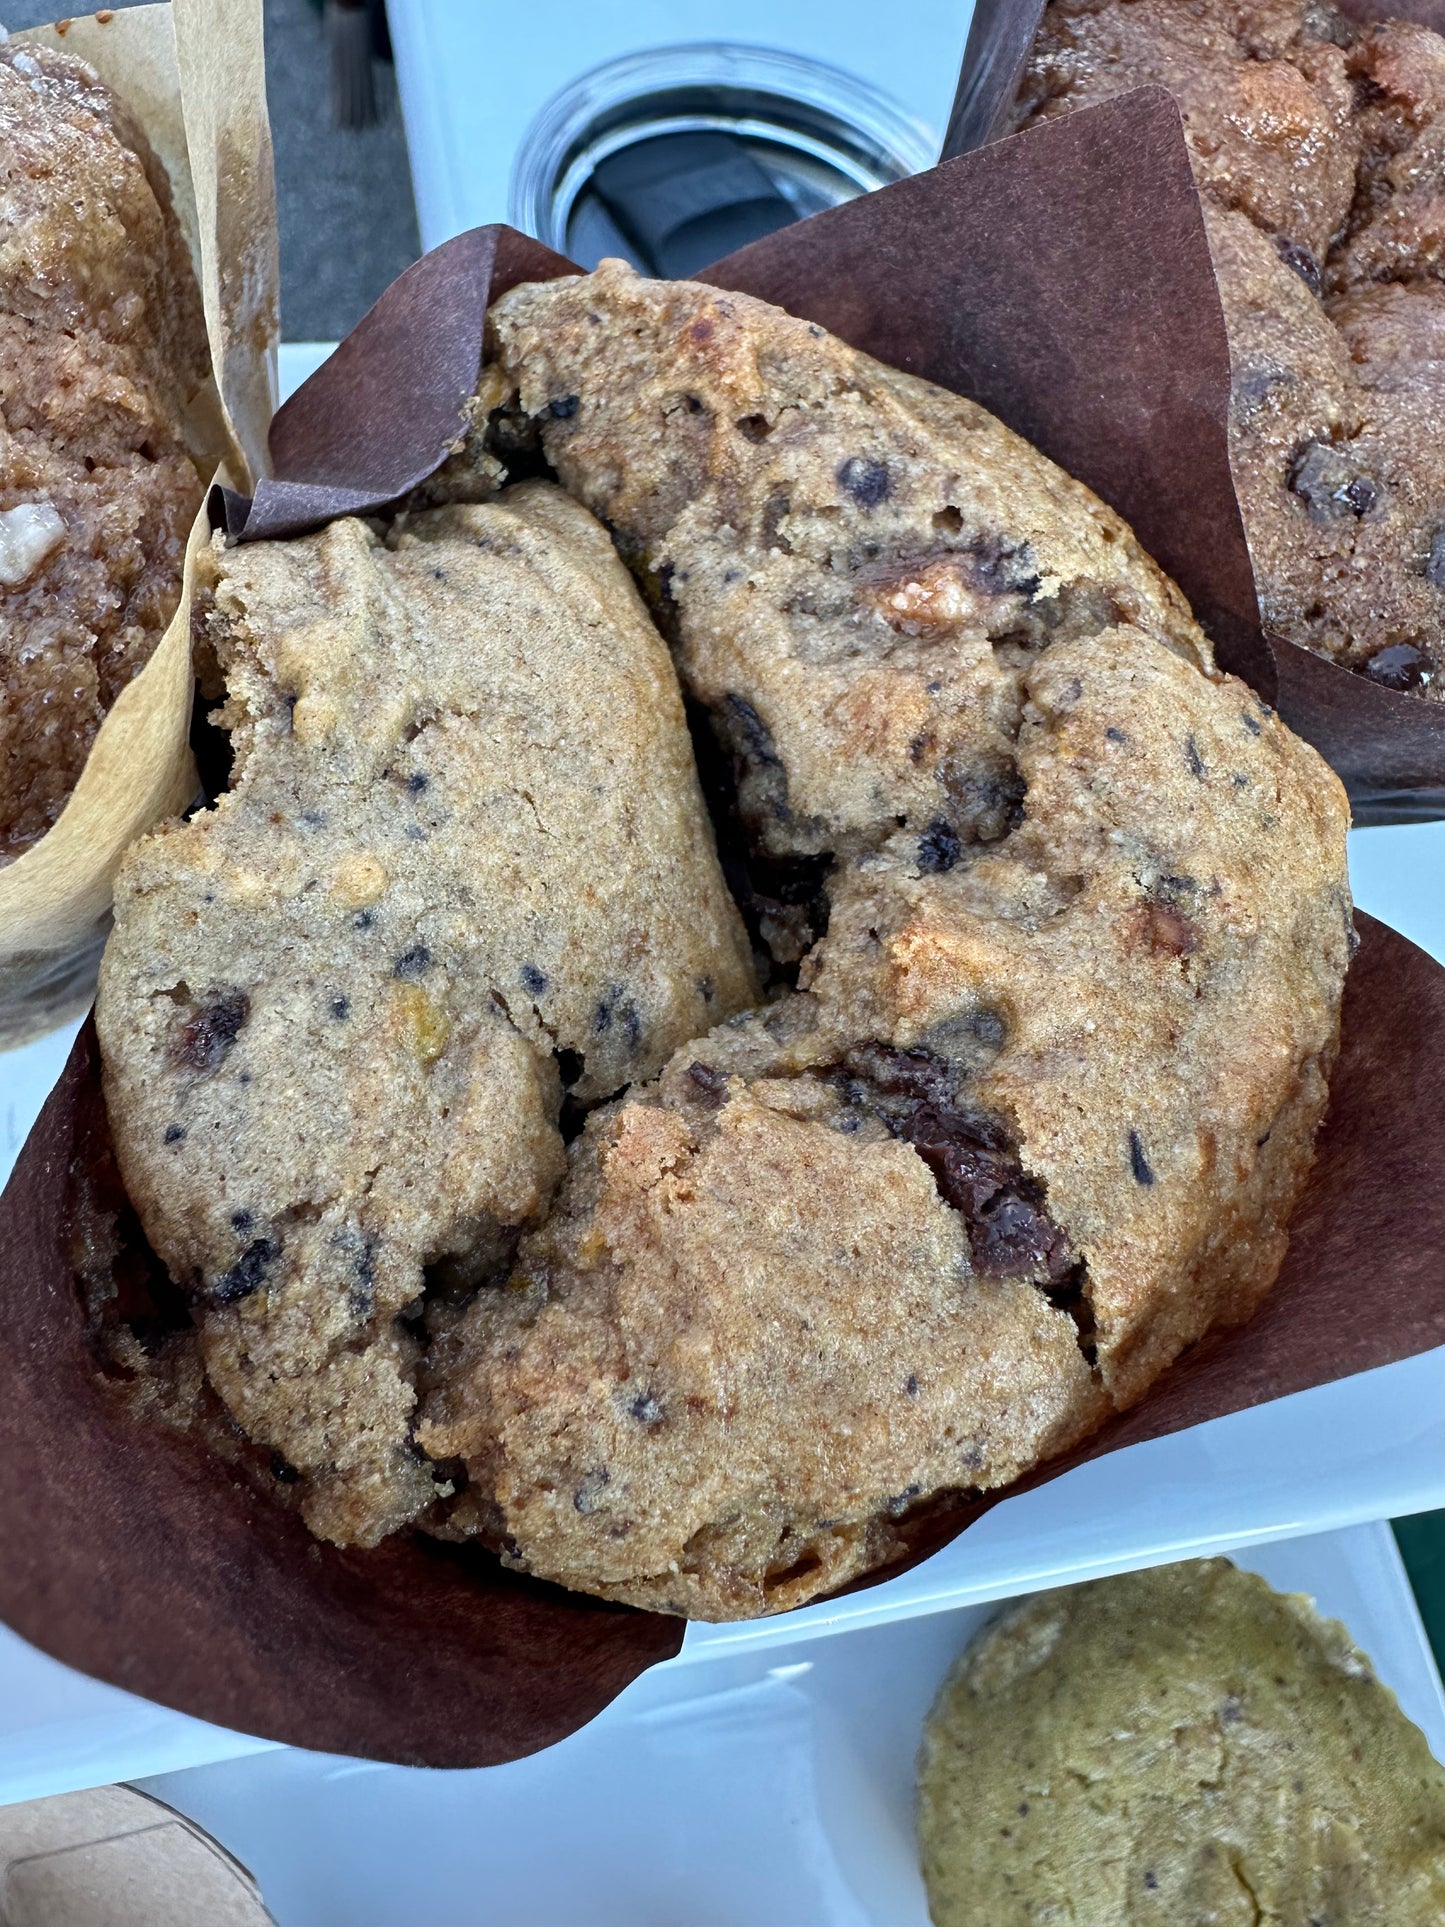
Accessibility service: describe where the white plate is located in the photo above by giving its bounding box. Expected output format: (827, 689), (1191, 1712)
(132, 1523), (1444, 1927)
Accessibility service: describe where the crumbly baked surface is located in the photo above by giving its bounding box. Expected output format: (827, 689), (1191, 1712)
(409, 265), (1351, 1620)
(96, 484), (755, 1547)
(0, 39), (210, 857)
(918, 1559), (1445, 1925)
(1015, 2), (1445, 694)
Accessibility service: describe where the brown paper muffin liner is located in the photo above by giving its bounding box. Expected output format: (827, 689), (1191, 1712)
(4, 150), (1444, 1764)
(0, 0), (278, 1049)
(946, 0), (1445, 824)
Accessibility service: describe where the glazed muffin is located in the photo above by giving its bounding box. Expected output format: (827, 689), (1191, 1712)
(919, 1560), (1445, 1925)
(411, 267), (1351, 1619)
(1014, 0), (1445, 694)
(96, 484), (755, 1547)
(0, 39), (212, 856)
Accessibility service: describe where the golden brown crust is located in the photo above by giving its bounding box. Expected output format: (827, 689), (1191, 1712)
(0, 40), (209, 855)
(1016, 2), (1445, 693)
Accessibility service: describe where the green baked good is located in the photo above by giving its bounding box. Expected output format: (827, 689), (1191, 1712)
(918, 1557), (1445, 1925)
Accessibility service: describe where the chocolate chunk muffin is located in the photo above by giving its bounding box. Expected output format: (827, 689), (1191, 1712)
(1014, 1), (1445, 693)
(413, 268), (1351, 1619)
(919, 1560), (1445, 1925)
(0, 40), (212, 857)
(96, 484), (755, 1547)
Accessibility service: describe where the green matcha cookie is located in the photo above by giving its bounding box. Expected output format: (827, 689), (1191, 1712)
(918, 1558), (1445, 1925)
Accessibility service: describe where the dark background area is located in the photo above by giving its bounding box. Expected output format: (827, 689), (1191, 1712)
(2, 0), (420, 339)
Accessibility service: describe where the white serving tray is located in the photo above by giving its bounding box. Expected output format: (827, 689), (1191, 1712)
(0, 345), (1442, 1804)
(132, 1522), (1445, 1927)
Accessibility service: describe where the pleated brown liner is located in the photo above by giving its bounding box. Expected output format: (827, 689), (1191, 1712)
(3, 131), (1445, 1769)
(947, 0), (1445, 823)
(0, 0), (278, 1048)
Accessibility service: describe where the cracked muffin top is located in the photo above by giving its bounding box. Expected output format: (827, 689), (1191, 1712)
(0, 38), (211, 856)
(95, 483), (755, 1547)
(406, 264), (1351, 1619)
(918, 1559), (1445, 1925)
(1014, 1), (1445, 696)
(486, 261), (1206, 879)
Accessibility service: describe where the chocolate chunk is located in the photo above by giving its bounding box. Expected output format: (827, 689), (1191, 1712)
(163, 1123), (185, 1145)
(684, 1060), (728, 1107)
(1241, 712), (1262, 736)
(331, 996), (350, 1020)
(210, 1236), (277, 1305)
(545, 394), (579, 419)
(349, 1238), (377, 1320)
(947, 765), (1026, 842)
(723, 693), (781, 770)
(393, 945), (432, 979)
(837, 455), (891, 507)
(885, 1484), (922, 1516)
(841, 1042), (961, 1111)
(520, 963), (548, 996)
(230, 1208), (253, 1234)
(1106, 726), (1128, 745)
(176, 987), (250, 1074)
(917, 817), (962, 874)
(353, 910), (375, 930)
(1273, 235), (1321, 296)
(629, 1391), (663, 1424)
(1288, 441), (1377, 520)
(898, 1102), (1075, 1283)
(905, 1374), (919, 1396)
(1129, 1130), (1155, 1186)
(406, 771), (429, 794)
(1426, 530), (1445, 589)
(1365, 642), (1432, 692)
(968, 534), (1041, 599)
(1185, 734), (1205, 779)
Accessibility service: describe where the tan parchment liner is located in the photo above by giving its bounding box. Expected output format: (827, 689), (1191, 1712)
(0, 0), (278, 1047)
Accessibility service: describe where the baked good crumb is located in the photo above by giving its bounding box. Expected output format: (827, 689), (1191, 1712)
(1015, 0), (1445, 695)
(0, 39), (210, 857)
(96, 484), (755, 1546)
